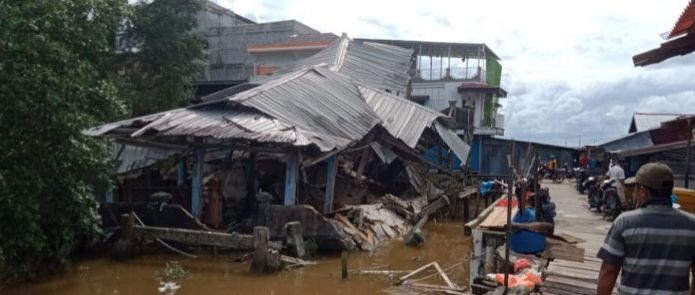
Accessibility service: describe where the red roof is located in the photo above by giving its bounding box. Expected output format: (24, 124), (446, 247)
(248, 33), (338, 53)
(668, 0), (695, 39)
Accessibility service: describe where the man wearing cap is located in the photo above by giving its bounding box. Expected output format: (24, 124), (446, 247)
(596, 163), (695, 295)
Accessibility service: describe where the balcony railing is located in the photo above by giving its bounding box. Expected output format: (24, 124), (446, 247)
(411, 67), (486, 83)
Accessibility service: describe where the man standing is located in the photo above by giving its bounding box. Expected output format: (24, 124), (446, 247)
(605, 159), (626, 203)
(596, 163), (695, 295)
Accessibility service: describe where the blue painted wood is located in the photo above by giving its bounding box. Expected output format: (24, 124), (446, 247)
(177, 158), (185, 186)
(323, 155), (338, 214)
(191, 148), (204, 219)
(284, 153), (298, 205)
(105, 189), (113, 203)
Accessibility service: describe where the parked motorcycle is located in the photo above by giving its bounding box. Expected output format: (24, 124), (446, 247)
(576, 169), (589, 193)
(601, 181), (621, 221)
(586, 177), (601, 210)
(549, 168), (566, 184)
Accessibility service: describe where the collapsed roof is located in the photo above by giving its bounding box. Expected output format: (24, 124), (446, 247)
(87, 35), (470, 166)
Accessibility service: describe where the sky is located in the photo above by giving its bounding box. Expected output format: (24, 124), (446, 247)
(216, 0), (695, 146)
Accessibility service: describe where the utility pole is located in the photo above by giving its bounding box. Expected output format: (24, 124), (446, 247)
(579, 135), (581, 147)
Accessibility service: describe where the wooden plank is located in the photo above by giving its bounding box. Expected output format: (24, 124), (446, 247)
(478, 207), (518, 228)
(545, 241), (585, 262)
(133, 225), (254, 250)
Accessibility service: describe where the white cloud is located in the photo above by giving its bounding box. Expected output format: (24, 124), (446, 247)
(215, 0), (695, 145)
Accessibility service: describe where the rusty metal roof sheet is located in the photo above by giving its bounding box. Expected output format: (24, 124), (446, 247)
(669, 0), (695, 39)
(360, 86), (442, 148)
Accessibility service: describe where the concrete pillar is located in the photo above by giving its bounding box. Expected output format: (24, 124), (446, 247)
(284, 152), (298, 205)
(323, 155), (338, 214)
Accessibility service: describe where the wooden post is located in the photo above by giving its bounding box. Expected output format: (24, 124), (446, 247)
(341, 251), (348, 279)
(250, 226), (280, 273)
(284, 152), (298, 205)
(191, 147), (205, 219)
(405, 215), (428, 246)
(247, 151), (257, 199)
(177, 157), (185, 187)
(685, 123), (692, 189)
(120, 213), (134, 238)
(323, 155), (338, 214)
(113, 213), (135, 259)
(284, 221), (306, 258)
(354, 148), (371, 184)
(504, 140), (515, 292)
(463, 198), (470, 221)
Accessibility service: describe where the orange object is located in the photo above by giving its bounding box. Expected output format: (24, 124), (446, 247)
(514, 258), (532, 273)
(494, 271), (542, 289)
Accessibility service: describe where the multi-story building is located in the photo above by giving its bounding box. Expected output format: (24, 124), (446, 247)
(353, 39), (506, 138)
(194, 1), (324, 96)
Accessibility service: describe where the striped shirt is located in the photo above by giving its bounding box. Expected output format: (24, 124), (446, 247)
(597, 205), (695, 295)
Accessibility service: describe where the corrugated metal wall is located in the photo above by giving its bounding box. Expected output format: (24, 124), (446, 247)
(473, 136), (576, 177)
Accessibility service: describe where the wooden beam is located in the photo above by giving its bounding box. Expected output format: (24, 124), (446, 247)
(323, 155), (338, 214)
(633, 34), (695, 67)
(132, 225), (255, 250)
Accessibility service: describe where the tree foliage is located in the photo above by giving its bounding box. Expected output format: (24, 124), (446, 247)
(118, 0), (204, 116)
(0, 0), (130, 277)
(0, 0), (203, 278)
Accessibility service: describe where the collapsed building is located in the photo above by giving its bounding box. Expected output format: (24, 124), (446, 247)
(88, 35), (475, 254)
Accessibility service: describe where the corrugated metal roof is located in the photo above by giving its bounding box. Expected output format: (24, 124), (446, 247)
(112, 144), (178, 174)
(88, 35), (474, 161)
(86, 67), (382, 152)
(600, 131), (654, 153)
(629, 113), (683, 133)
(360, 86), (442, 148)
(279, 35), (413, 95)
(434, 122), (470, 165)
(669, 0), (695, 39)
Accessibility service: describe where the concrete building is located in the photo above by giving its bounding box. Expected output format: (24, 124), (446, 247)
(194, 1), (323, 96)
(353, 39), (506, 138)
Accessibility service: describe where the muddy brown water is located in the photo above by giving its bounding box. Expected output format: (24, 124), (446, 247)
(6, 221), (471, 295)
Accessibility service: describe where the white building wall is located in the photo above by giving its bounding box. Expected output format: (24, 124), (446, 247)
(411, 82), (462, 112)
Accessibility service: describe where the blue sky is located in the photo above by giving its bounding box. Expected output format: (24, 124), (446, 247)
(217, 0), (695, 146)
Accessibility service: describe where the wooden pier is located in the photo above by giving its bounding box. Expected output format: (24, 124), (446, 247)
(541, 182), (617, 295)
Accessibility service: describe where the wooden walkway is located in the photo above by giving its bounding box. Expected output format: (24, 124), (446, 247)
(540, 181), (617, 295)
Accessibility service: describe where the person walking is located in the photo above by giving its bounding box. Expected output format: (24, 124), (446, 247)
(596, 163), (695, 295)
(604, 159), (626, 204)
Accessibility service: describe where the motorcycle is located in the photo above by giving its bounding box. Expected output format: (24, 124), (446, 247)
(549, 168), (566, 184)
(576, 169), (589, 193)
(601, 181), (621, 221)
(586, 177), (601, 209)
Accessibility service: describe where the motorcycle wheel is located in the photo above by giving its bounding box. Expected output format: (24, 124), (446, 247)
(553, 174), (565, 184)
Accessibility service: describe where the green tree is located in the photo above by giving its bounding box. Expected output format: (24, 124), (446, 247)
(119, 0), (204, 116)
(0, 0), (129, 277)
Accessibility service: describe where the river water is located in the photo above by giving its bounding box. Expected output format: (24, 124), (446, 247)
(6, 221), (471, 295)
